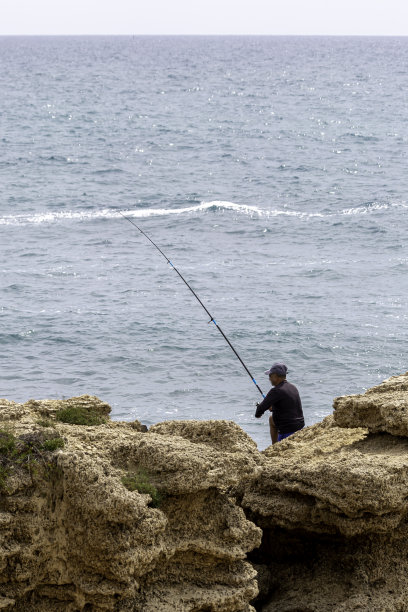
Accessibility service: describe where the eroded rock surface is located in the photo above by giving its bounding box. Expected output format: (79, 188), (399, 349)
(0, 397), (261, 611)
(333, 371), (408, 435)
(2, 373), (408, 612)
(241, 374), (408, 611)
(241, 416), (408, 536)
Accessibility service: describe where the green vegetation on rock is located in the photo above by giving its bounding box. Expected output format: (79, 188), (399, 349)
(41, 437), (65, 451)
(121, 469), (163, 508)
(0, 429), (65, 493)
(0, 430), (16, 454)
(36, 418), (55, 428)
(56, 405), (107, 426)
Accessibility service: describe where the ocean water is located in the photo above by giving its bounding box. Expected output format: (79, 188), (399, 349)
(1, 35), (407, 449)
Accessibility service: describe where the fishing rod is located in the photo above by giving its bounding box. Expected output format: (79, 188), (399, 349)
(118, 211), (265, 398)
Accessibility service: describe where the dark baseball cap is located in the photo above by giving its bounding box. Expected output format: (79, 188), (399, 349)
(264, 362), (288, 377)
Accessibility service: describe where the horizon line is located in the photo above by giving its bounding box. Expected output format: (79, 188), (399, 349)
(1, 33), (408, 38)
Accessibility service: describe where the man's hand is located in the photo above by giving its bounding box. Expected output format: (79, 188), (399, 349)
(255, 403), (264, 418)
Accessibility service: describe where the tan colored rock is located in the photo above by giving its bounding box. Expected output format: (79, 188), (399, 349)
(24, 394), (112, 419)
(242, 376), (408, 538)
(4, 373), (408, 612)
(257, 528), (408, 612)
(241, 374), (408, 611)
(0, 399), (25, 421)
(0, 396), (261, 611)
(149, 419), (258, 454)
(119, 419), (264, 494)
(242, 416), (408, 538)
(242, 417), (373, 536)
(333, 371), (408, 435)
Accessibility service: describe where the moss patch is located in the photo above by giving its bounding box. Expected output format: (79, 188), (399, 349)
(0, 430), (16, 454)
(56, 405), (106, 426)
(0, 429), (65, 493)
(121, 469), (163, 508)
(36, 418), (55, 428)
(41, 438), (65, 451)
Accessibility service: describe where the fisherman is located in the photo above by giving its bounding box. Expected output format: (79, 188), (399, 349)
(255, 362), (304, 444)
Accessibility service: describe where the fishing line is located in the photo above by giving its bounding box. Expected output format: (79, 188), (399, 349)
(118, 211), (265, 398)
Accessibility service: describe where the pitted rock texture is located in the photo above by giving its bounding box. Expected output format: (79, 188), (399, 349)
(145, 419), (262, 492)
(241, 373), (408, 611)
(333, 371), (408, 435)
(0, 396), (262, 611)
(241, 416), (408, 536)
(3, 373), (408, 612)
(253, 527), (408, 612)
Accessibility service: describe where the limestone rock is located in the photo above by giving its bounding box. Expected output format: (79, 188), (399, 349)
(0, 396), (261, 611)
(127, 420), (148, 432)
(0, 400), (25, 421)
(4, 373), (408, 612)
(333, 371), (408, 435)
(241, 414), (408, 537)
(240, 374), (408, 611)
(126, 419), (264, 494)
(149, 419), (258, 454)
(24, 394), (112, 419)
(256, 528), (408, 612)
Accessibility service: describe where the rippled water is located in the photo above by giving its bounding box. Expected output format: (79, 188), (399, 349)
(1, 36), (407, 448)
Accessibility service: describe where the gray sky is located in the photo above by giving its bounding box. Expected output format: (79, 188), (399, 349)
(2, 0), (408, 35)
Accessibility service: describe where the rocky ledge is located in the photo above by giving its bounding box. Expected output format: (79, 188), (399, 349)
(1, 372), (408, 611)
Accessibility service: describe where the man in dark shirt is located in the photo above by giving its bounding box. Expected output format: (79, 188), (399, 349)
(255, 362), (304, 444)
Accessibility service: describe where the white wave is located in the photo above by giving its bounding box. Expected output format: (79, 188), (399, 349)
(0, 209), (114, 226)
(0, 201), (310, 226)
(206, 201), (323, 218)
(341, 200), (408, 216)
(0, 203), (231, 226)
(1, 198), (402, 227)
(341, 202), (390, 215)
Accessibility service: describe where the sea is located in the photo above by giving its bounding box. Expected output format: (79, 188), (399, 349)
(1, 36), (407, 449)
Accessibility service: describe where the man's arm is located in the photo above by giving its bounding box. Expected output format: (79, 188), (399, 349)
(255, 389), (275, 418)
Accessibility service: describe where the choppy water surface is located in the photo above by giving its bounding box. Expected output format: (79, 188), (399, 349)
(1, 36), (407, 449)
